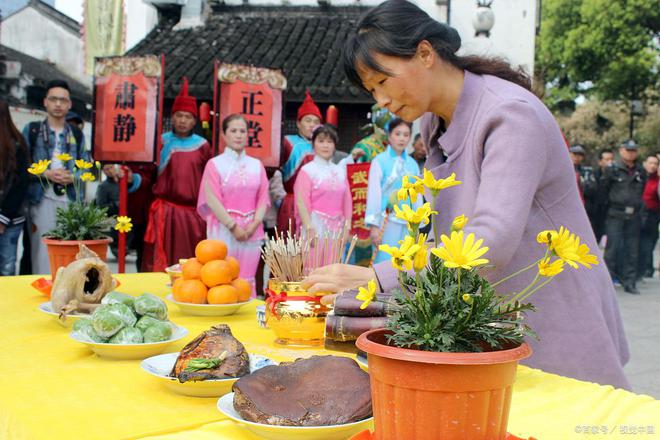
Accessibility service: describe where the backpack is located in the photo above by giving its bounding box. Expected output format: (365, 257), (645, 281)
(27, 121), (84, 158)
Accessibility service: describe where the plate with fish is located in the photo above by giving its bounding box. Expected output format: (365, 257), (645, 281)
(141, 324), (274, 397)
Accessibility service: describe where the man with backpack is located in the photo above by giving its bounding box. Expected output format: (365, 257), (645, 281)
(22, 80), (88, 275)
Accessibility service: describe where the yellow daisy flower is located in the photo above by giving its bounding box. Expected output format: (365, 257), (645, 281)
(397, 175), (425, 203)
(538, 257), (564, 277)
(431, 230), (490, 270)
(114, 216), (133, 233)
(379, 235), (420, 271)
(575, 242), (599, 269)
(75, 159), (94, 169)
(80, 172), (96, 182)
(393, 202), (437, 229)
(355, 279), (378, 309)
(536, 230), (557, 245)
(413, 234), (429, 272)
(422, 170), (462, 195)
(462, 293), (474, 305)
(548, 227), (581, 269)
(55, 153), (72, 161)
(451, 214), (468, 231)
(27, 159), (51, 176)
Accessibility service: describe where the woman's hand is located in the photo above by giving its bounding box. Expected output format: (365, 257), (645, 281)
(232, 224), (248, 241)
(370, 226), (382, 247)
(244, 221), (260, 239)
(302, 263), (377, 305)
(350, 148), (365, 161)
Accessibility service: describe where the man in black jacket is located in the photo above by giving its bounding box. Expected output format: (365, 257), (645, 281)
(601, 140), (647, 294)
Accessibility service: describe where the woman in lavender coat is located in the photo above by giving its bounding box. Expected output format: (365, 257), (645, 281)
(303, 0), (630, 389)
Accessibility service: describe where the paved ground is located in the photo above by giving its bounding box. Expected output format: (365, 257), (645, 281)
(618, 272), (660, 399)
(109, 249), (660, 398)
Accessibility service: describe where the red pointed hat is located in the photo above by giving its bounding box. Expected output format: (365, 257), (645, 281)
(172, 77), (198, 118)
(297, 90), (322, 121)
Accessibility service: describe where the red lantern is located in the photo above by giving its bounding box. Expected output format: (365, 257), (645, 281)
(199, 102), (211, 130)
(326, 105), (339, 127)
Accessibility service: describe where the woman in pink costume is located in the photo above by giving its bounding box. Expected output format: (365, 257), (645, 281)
(197, 114), (270, 296)
(295, 124), (352, 267)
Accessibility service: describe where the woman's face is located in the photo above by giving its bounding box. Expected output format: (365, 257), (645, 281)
(358, 47), (435, 123)
(313, 133), (335, 161)
(223, 118), (248, 151)
(388, 124), (411, 154)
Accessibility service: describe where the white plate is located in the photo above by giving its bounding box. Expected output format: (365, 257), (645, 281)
(38, 301), (89, 328)
(165, 294), (253, 316)
(70, 326), (188, 360)
(217, 392), (373, 440)
(141, 353), (276, 397)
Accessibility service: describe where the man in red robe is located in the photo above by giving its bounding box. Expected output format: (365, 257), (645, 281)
(277, 91), (322, 233)
(142, 77), (213, 271)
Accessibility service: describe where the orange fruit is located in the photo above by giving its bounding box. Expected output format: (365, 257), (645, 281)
(172, 278), (185, 301)
(232, 278), (252, 302)
(226, 256), (240, 280)
(200, 259), (233, 288)
(178, 279), (208, 304)
(207, 285), (239, 304)
(182, 258), (203, 280)
(195, 239), (228, 264)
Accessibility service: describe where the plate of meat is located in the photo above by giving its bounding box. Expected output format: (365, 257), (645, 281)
(217, 355), (373, 440)
(141, 324), (274, 397)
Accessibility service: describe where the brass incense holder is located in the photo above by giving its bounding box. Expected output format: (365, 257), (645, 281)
(265, 280), (331, 347)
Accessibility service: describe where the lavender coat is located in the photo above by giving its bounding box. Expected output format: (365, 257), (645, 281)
(374, 71), (630, 389)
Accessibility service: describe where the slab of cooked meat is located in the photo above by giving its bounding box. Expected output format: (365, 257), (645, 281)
(232, 355), (371, 426)
(170, 324), (249, 383)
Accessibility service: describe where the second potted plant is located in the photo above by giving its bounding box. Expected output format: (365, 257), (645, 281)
(28, 157), (132, 279)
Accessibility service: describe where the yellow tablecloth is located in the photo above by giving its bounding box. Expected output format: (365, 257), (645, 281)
(0, 273), (658, 440)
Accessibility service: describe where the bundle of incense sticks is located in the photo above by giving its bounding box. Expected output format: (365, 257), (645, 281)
(261, 225), (359, 282)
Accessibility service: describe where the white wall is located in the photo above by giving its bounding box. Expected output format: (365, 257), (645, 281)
(450, 0), (536, 74)
(0, 7), (88, 84)
(54, 0), (159, 51)
(125, 1), (159, 50)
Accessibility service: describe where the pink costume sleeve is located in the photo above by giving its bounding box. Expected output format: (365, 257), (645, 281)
(293, 168), (313, 222)
(343, 180), (353, 223)
(196, 159), (223, 221)
(257, 163), (271, 211)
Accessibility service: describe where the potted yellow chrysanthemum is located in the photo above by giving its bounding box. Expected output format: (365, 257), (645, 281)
(354, 169), (598, 440)
(28, 157), (133, 279)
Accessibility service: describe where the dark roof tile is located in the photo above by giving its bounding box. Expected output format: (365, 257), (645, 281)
(128, 5), (371, 103)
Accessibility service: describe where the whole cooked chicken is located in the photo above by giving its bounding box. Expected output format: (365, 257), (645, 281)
(170, 324), (250, 383)
(50, 244), (116, 320)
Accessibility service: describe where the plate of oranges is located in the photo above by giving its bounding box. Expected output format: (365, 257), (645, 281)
(167, 239), (254, 316)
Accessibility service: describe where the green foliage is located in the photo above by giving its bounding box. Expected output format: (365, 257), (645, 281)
(385, 253), (536, 353)
(47, 201), (115, 241)
(536, 0), (659, 105)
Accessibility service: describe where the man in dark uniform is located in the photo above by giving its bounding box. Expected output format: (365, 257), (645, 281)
(592, 148), (614, 243)
(601, 140), (647, 294)
(569, 144), (598, 216)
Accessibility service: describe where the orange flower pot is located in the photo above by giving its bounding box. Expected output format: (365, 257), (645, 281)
(43, 237), (112, 281)
(356, 328), (532, 440)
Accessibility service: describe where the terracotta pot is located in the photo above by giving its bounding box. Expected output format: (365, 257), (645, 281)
(356, 328), (532, 440)
(43, 237), (112, 280)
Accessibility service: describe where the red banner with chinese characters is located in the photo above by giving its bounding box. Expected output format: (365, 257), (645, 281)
(215, 63), (285, 167)
(92, 56), (162, 163)
(347, 163), (371, 240)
